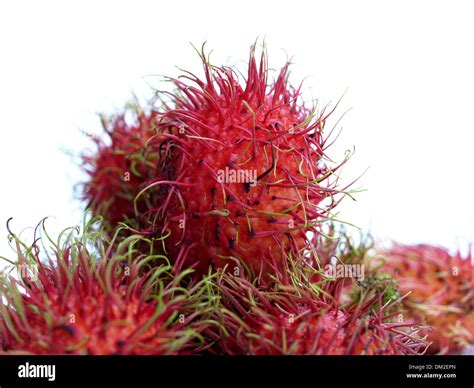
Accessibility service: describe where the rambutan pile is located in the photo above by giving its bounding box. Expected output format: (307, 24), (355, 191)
(1, 43), (472, 355)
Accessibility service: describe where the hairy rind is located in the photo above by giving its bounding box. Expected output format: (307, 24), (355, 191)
(80, 43), (358, 281)
(0, 217), (216, 355)
(315, 227), (473, 355)
(205, 249), (432, 355)
(376, 243), (474, 355)
(79, 106), (162, 232)
(143, 43), (356, 278)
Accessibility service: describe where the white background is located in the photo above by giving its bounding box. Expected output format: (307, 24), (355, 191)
(0, 0), (473, 260)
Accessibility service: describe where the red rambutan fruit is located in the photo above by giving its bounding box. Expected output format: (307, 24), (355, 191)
(80, 105), (161, 230)
(0, 218), (214, 355)
(380, 243), (473, 354)
(206, 259), (430, 355)
(142, 43), (350, 278)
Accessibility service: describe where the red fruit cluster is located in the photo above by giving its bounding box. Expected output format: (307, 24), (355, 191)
(64, 43), (472, 355)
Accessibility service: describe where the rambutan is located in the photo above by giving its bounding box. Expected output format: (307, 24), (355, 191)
(81, 106), (161, 230)
(206, 259), (430, 355)
(140, 44), (351, 278)
(379, 243), (473, 354)
(0, 218), (214, 355)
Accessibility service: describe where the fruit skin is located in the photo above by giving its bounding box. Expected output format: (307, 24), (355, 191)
(380, 243), (474, 354)
(146, 44), (347, 279)
(81, 106), (161, 231)
(206, 259), (431, 355)
(0, 218), (213, 355)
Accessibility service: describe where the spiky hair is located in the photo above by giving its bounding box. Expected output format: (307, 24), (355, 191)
(0, 217), (214, 355)
(379, 243), (474, 354)
(129, 43), (355, 279)
(205, 255), (431, 355)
